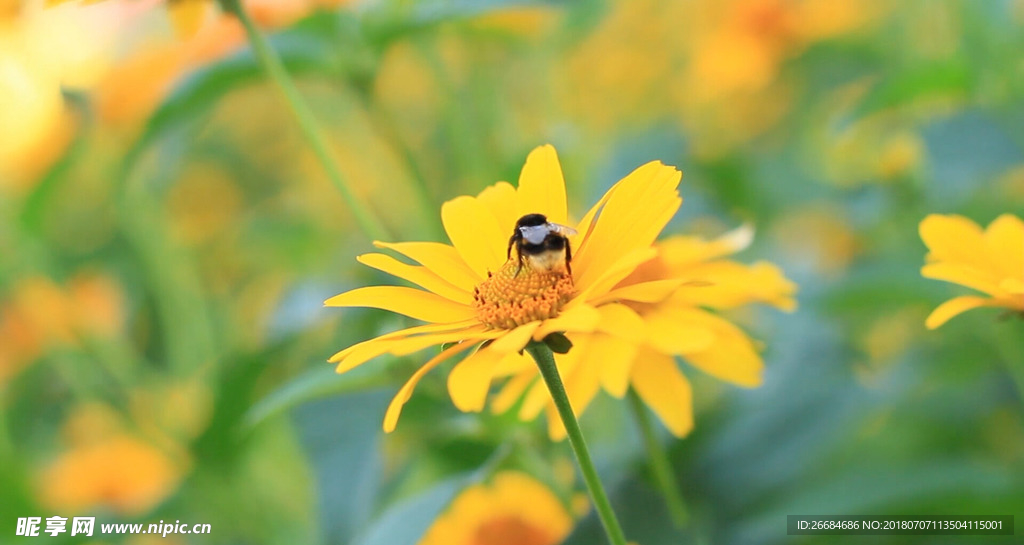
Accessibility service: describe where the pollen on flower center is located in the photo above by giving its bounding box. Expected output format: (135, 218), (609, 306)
(473, 260), (574, 329)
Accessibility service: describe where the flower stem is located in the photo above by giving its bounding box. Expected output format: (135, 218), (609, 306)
(218, 0), (389, 241)
(627, 388), (690, 528)
(525, 342), (628, 545)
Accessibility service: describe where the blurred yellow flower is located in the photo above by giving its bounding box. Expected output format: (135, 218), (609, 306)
(498, 226), (797, 438)
(0, 272), (124, 384)
(327, 145), (794, 436)
(39, 404), (185, 516)
(417, 471), (575, 545)
(920, 214), (1024, 329)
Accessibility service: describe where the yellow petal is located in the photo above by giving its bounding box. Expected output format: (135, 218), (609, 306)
(519, 337), (586, 420)
(448, 322), (540, 412)
(672, 261), (798, 311)
(594, 303), (645, 342)
(333, 327), (495, 373)
(491, 370), (537, 414)
(328, 320), (478, 362)
(984, 214), (1024, 280)
(441, 195), (508, 278)
(477, 181), (521, 236)
(572, 161), (682, 291)
(516, 144), (568, 226)
(533, 304), (601, 340)
(374, 241), (481, 291)
(630, 349), (694, 437)
(999, 278), (1024, 296)
(925, 295), (995, 329)
(642, 307), (716, 354)
(575, 246), (658, 300)
(920, 262), (1001, 297)
(546, 344), (603, 440)
(383, 341), (478, 432)
(919, 214), (986, 267)
(167, 0), (207, 38)
(656, 225), (754, 267)
(678, 310), (763, 387)
(357, 253), (473, 304)
(591, 279), (685, 305)
(594, 334), (639, 398)
(324, 286), (475, 323)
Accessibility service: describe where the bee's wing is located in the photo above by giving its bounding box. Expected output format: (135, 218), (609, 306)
(547, 222), (578, 236)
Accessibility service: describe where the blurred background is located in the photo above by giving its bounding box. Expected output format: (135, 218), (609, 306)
(1, 0), (1023, 544)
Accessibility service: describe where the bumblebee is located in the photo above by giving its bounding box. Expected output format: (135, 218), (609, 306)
(507, 213), (577, 275)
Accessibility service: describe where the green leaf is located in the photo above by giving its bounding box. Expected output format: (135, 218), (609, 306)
(244, 363), (393, 429)
(542, 332), (573, 354)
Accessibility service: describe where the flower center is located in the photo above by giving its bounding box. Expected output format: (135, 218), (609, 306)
(473, 260), (574, 329)
(472, 516), (556, 545)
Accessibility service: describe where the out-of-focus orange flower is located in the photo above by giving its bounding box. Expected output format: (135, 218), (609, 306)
(561, 0), (881, 155)
(417, 472), (577, 545)
(0, 1), (122, 186)
(95, 0), (353, 127)
(771, 204), (860, 276)
(39, 404), (185, 516)
(0, 272), (125, 384)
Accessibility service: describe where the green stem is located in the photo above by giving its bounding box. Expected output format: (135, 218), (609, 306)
(627, 388), (690, 528)
(525, 342), (628, 545)
(218, 0), (389, 241)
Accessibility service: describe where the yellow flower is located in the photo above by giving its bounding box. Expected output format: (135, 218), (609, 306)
(417, 471), (575, 545)
(39, 403), (185, 516)
(920, 214), (1024, 329)
(496, 225), (797, 438)
(327, 145), (795, 436)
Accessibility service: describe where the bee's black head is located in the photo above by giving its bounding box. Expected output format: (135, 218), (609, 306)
(516, 213), (548, 228)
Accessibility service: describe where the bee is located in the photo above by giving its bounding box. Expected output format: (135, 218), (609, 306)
(507, 213), (578, 275)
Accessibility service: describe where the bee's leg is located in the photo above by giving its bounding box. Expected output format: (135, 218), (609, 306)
(507, 234), (517, 260)
(515, 245), (525, 276)
(564, 241), (573, 276)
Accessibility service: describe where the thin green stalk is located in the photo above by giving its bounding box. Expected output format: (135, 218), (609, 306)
(525, 342), (628, 545)
(627, 388), (690, 528)
(218, 0), (389, 241)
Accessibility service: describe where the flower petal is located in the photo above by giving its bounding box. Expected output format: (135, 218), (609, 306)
(441, 195), (509, 278)
(516, 144), (568, 226)
(984, 214), (1024, 280)
(448, 322), (540, 412)
(631, 349), (694, 437)
(328, 320), (478, 362)
(519, 336), (586, 420)
(642, 307), (716, 354)
(357, 253), (473, 304)
(591, 279), (686, 305)
(477, 181), (521, 237)
(533, 304), (601, 340)
(925, 295), (996, 329)
(547, 344), (604, 440)
(678, 310), (763, 387)
(672, 260), (798, 311)
(333, 327), (497, 374)
(921, 262), (1001, 297)
(594, 334), (639, 398)
(324, 286), (476, 323)
(594, 303), (646, 342)
(919, 214), (986, 266)
(491, 370), (537, 414)
(374, 241), (481, 290)
(572, 161), (682, 292)
(383, 341), (479, 432)
(575, 246), (658, 301)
